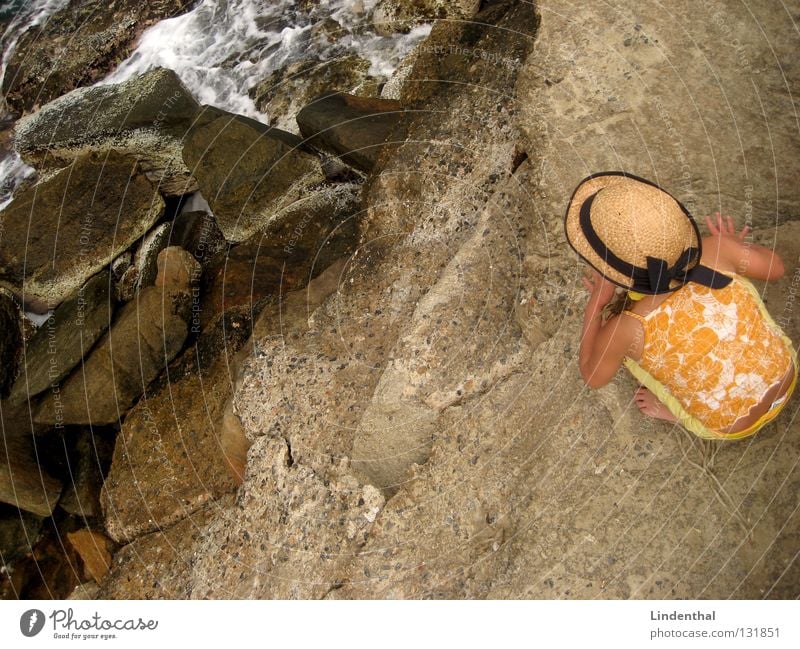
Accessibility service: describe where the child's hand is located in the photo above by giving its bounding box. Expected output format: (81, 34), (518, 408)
(705, 212), (750, 241)
(582, 267), (616, 305)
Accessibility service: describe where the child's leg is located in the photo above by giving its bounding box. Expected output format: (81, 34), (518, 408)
(634, 386), (678, 422)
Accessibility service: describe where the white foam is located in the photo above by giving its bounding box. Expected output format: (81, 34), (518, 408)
(97, 0), (431, 121)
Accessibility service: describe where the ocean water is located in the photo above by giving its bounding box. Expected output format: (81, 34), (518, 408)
(0, 0), (431, 207)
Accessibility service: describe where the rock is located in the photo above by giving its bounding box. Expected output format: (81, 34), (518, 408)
(0, 435), (62, 516)
(199, 182), (361, 328)
(127, 222), (173, 294)
(7, 271), (113, 406)
(0, 151), (164, 308)
(0, 290), (22, 397)
(33, 286), (190, 426)
(189, 437), (385, 599)
(296, 92), (407, 172)
(155, 246), (201, 291)
(167, 209), (227, 269)
(0, 505), (43, 564)
(14, 67), (201, 196)
(100, 352), (238, 543)
(66, 529), (113, 583)
(372, 0), (480, 35)
(2, 1), (197, 115)
(515, 0), (800, 231)
(67, 582), (100, 600)
(58, 428), (115, 519)
(182, 111), (325, 242)
(97, 501), (227, 599)
(249, 55), (379, 134)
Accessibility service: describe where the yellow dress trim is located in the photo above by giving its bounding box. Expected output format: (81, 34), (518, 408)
(623, 275), (798, 440)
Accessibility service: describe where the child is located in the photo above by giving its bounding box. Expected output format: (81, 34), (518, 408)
(565, 172), (797, 439)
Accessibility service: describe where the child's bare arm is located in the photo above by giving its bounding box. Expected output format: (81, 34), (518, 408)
(579, 269), (634, 388)
(702, 213), (785, 281)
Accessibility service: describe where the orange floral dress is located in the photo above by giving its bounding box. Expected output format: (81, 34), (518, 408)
(623, 274), (796, 436)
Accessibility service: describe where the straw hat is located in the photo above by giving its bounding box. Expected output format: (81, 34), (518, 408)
(564, 172), (726, 294)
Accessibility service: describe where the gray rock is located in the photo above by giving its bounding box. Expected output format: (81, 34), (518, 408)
(0, 150), (164, 308)
(0, 290), (22, 397)
(15, 68), (201, 196)
(0, 434), (62, 516)
(58, 428), (115, 519)
(33, 286), (190, 426)
(7, 271), (113, 406)
(249, 55), (379, 134)
(182, 111), (325, 242)
(296, 92), (407, 172)
(0, 507), (42, 564)
(372, 0), (480, 35)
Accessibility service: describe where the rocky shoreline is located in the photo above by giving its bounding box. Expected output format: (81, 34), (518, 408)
(2, 0), (800, 599)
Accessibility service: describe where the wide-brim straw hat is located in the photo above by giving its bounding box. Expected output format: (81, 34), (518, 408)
(564, 172), (724, 294)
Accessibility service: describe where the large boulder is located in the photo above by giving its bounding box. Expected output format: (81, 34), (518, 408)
(100, 351), (238, 544)
(33, 284), (190, 426)
(0, 434), (62, 516)
(0, 150), (164, 309)
(15, 67), (201, 196)
(372, 0), (480, 35)
(7, 271), (113, 406)
(182, 112), (325, 242)
(296, 92), (407, 172)
(199, 182), (362, 328)
(249, 55), (380, 134)
(0, 290), (22, 397)
(2, 1), (197, 116)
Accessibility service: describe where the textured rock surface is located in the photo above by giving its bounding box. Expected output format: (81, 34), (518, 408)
(372, 0), (480, 35)
(0, 151), (163, 308)
(199, 182), (362, 328)
(7, 271), (112, 406)
(0, 290), (22, 397)
(250, 56), (379, 134)
(14, 67), (201, 196)
(0, 435), (62, 516)
(98, 501), (228, 599)
(516, 0), (800, 231)
(100, 352), (238, 544)
(2, 1), (197, 115)
(34, 286), (189, 426)
(183, 112), (324, 242)
(297, 93), (407, 172)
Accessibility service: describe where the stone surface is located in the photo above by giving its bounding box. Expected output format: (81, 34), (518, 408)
(249, 55), (379, 134)
(33, 286), (190, 426)
(0, 150), (164, 308)
(199, 182), (362, 329)
(155, 246), (201, 291)
(7, 271), (113, 406)
(372, 0), (480, 35)
(167, 209), (227, 270)
(2, 1), (197, 115)
(14, 67), (201, 196)
(0, 505), (43, 564)
(100, 352), (238, 544)
(515, 0), (800, 231)
(97, 500), (229, 599)
(58, 428), (116, 519)
(182, 112), (325, 242)
(0, 290), (22, 397)
(296, 92), (407, 172)
(189, 437), (385, 599)
(66, 529), (113, 583)
(0, 434), (62, 516)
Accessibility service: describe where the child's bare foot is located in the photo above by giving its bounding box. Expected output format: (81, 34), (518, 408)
(634, 386), (678, 422)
